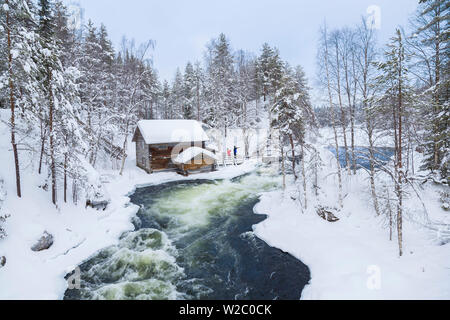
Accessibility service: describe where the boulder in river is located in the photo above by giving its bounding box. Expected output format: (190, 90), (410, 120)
(31, 231), (54, 252)
(0, 256), (5, 268)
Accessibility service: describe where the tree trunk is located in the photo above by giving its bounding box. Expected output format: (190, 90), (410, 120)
(313, 150), (319, 197)
(335, 41), (350, 172)
(289, 134), (298, 180)
(38, 125), (46, 175)
(301, 142), (307, 210)
(281, 144), (286, 191)
(351, 51), (358, 174)
(48, 68), (57, 206)
(433, 4), (441, 171)
(323, 26), (343, 208)
(345, 50), (357, 174)
(6, 1), (22, 198)
(361, 28), (379, 216)
(64, 153), (68, 203)
(397, 45), (404, 257)
(120, 118), (129, 176)
(72, 179), (78, 205)
(196, 81), (201, 121)
(367, 122), (380, 216)
(119, 134), (128, 176)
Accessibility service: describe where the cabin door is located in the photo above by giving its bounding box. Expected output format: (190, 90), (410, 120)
(150, 146), (174, 171)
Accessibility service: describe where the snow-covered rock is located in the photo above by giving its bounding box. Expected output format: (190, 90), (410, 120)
(31, 232), (54, 252)
(81, 158), (111, 211)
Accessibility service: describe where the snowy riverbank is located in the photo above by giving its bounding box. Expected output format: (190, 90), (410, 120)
(254, 185), (450, 299)
(253, 140), (450, 299)
(0, 122), (258, 300)
(0, 109), (448, 299)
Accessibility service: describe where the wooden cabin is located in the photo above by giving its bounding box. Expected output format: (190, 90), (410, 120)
(174, 147), (218, 176)
(132, 120), (211, 174)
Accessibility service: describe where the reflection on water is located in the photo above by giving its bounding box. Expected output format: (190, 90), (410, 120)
(64, 168), (310, 300)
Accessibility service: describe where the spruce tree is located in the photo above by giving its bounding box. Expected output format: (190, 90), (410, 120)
(183, 62), (196, 119)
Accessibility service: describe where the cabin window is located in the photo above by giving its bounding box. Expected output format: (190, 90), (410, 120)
(156, 145), (168, 150)
(141, 141), (145, 149)
(142, 157), (146, 165)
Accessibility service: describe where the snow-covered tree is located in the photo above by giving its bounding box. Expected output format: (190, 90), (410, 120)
(409, 0), (449, 182)
(271, 63), (313, 209)
(183, 62), (196, 120)
(204, 33), (237, 132)
(0, 0), (43, 198)
(193, 61), (205, 121)
(375, 29), (415, 257)
(257, 43), (283, 104)
(318, 23), (344, 209)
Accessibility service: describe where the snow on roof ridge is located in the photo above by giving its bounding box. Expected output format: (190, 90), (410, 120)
(136, 119), (209, 145)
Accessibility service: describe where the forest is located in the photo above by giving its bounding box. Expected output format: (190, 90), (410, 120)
(0, 0), (448, 300)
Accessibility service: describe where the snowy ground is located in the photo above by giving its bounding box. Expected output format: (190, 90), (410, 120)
(0, 109), (257, 299)
(0, 109), (448, 300)
(254, 182), (450, 299)
(254, 132), (450, 300)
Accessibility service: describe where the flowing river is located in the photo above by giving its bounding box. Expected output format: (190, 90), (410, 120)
(64, 167), (311, 300)
(328, 146), (395, 169)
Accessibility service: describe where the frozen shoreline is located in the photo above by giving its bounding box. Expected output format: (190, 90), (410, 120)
(252, 144), (450, 300)
(0, 146), (258, 300)
(1, 118), (448, 300)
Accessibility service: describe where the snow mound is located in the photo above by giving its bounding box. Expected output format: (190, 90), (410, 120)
(174, 147), (218, 164)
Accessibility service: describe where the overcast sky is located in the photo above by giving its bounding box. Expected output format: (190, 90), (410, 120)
(63, 0), (419, 87)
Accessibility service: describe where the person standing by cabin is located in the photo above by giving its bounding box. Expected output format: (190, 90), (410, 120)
(233, 146), (239, 165)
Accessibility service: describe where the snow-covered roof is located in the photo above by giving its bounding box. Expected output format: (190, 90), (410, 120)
(205, 142), (219, 151)
(135, 120), (209, 145)
(174, 147), (218, 164)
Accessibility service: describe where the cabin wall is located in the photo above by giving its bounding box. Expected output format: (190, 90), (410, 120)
(149, 145), (175, 171)
(134, 132), (211, 174)
(177, 155), (217, 175)
(135, 131), (151, 173)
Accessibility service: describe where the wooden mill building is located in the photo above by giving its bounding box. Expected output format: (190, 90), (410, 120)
(132, 120), (217, 174)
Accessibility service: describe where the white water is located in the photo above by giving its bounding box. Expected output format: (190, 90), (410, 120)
(65, 167), (310, 300)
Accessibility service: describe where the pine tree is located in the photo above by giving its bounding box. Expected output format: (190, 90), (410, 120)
(193, 61), (205, 121)
(161, 80), (171, 119)
(271, 64), (312, 209)
(204, 33), (237, 132)
(376, 29), (414, 257)
(271, 64), (303, 180)
(36, 0), (84, 205)
(37, 0), (60, 205)
(412, 0), (449, 181)
(258, 43), (274, 102)
(1, 0), (42, 198)
(171, 68), (184, 119)
(183, 62), (196, 119)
